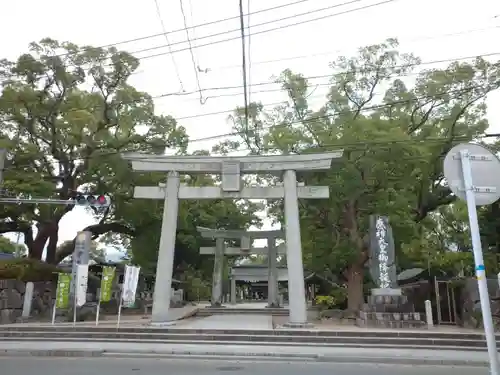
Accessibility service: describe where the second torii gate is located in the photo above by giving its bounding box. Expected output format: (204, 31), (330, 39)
(198, 227), (285, 307)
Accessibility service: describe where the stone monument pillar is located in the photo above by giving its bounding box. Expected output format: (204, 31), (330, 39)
(356, 215), (424, 328)
(369, 215), (398, 295)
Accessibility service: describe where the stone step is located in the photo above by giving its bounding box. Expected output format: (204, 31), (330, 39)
(0, 330), (495, 348)
(0, 326), (494, 340)
(197, 308), (289, 316)
(0, 336), (492, 352)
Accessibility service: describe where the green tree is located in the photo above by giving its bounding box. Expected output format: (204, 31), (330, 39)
(0, 38), (188, 263)
(0, 235), (25, 255)
(220, 38), (500, 311)
(478, 140), (500, 253)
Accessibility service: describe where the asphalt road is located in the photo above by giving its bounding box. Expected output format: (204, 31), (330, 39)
(0, 357), (490, 375)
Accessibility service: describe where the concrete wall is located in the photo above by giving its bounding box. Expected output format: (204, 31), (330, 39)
(0, 279), (55, 324)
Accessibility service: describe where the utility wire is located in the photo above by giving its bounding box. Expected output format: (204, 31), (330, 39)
(2, 51), (498, 109)
(153, 0), (185, 92)
(36, 0), (321, 60)
(1, 134), (494, 173)
(239, 0), (250, 133)
(161, 60), (498, 120)
(124, 52), (500, 102)
(186, 82), (500, 143)
(247, 0), (252, 106)
(187, 0), (205, 73)
(179, 0), (206, 104)
(126, 0), (373, 58)
(210, 25), (500, 72)
(13, 24), (490, 88)
(1, 83), (497, 172)
(0, 0), (391, 84)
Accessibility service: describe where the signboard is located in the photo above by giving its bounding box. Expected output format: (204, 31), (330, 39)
(99, 266), (116, 302)
(55, 273), (71, 309)
(122, 265), (140, 307)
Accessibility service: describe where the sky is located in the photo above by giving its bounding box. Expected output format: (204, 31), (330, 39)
(1, 0), (500, 260)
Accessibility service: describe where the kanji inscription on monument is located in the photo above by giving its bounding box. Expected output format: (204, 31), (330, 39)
(369, 215), (396, 288)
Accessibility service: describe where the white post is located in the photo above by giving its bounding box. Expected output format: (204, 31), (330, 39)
(267, 239), (279, 307)
(230, 277), (237, 305)
(22, 282), (34, 318)
(51, 302), (56, 325)
(283, 169), (308, 325)
(425, 300), (433, 328)
(72, 290), (77, 327)
(95, 298), (101, 326)
(460, 150), (499, 375)
(497, 272), (500, 290)
(151, 171), (180, 323)
(117, 295), (123, 328)
(211, 238), (224, 306)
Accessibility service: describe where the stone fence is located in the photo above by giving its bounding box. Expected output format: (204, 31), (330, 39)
(0, 278), (185, 324)
(0, 279), (55, 324)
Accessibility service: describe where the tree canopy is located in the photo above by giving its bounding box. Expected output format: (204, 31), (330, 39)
(0, 38), (260, 270)
(221, 38), (500, 310)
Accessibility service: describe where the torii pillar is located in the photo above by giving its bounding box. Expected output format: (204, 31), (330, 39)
(122, 152), (342, 326)
(198, 228), (285, 307)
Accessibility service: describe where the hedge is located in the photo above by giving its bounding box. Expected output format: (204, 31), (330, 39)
(0, 258), (67, 281)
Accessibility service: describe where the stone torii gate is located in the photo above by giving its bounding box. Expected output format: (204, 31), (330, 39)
(197, 227), (285, 308)
(122, 152), (342, 326)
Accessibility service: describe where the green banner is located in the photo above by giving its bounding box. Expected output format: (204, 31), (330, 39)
(100, 266), (116, 302)
(55, 273), (71, 309)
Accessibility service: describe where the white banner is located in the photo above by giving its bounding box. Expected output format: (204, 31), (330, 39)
(122, 265), (140, 305)
(70, 231), (91, 296)
(75, 264), (88, 307)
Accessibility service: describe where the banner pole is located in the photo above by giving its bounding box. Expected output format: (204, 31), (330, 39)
(96, 297), (101, 326)
(72, 292), (77, 326)
(51, 302), (56, 325)
(117, 286), (123, 328)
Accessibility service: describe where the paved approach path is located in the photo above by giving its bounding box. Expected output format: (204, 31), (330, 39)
(175, 314), (273, 330)
(1, 357), (489, 375)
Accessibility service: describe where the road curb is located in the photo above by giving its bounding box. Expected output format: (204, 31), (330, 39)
(0, 348), (489, 367)
(0, 349), (104, 357)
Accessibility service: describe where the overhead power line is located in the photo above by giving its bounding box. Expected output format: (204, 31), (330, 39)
(51, 0), (321, 59)
(247, 0), (252, 106)
(0, 0), (397, 85)
(210, 25), (500, 72)
(1, 83), (497, 174)
(1, 51), (498, 109)
(0, 135), (493, 174)
(179, 0), (206, 104)
(126, 0), (385, 58)
(238, 0), (250, 132)
(138, 52), (500, 102)
(153, 0), (185, 91)
(187, 84), (499, 143)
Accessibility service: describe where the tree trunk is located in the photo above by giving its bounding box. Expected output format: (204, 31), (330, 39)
(346, 262), (364, 312)
(45, 227), (59, 264)
(28, 222), (58, 261)
(343, 199), (367, 313)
